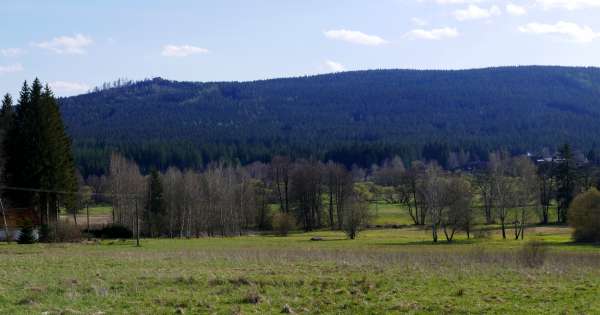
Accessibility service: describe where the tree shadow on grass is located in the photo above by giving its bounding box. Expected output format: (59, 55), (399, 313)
(302, 238), (348, 242)
(537, 240), (600, 248)
(376, 239), (480, 246)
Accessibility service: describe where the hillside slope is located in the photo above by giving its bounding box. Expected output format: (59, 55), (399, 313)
(60, 66), (600, 174)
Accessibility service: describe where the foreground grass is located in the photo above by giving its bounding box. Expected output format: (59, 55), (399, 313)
(0, 228), (599, 314)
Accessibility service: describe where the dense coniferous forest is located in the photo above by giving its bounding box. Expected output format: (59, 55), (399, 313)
(1, 80), (78, 226)
(59, 66), (600, 175)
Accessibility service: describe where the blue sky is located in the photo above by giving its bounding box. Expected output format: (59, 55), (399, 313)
(1, 0), (600, 96)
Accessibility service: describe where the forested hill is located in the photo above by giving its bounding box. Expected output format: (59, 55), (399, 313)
(60, 66), (600, 175)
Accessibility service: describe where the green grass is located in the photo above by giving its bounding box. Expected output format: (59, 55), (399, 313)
(59, 204), (112, 216)
(369, 201), (414, 226)
(1, 226), (600, 314)
(85, 204), (112, 216)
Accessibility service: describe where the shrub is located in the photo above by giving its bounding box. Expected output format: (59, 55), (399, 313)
(49, 221), (83, 243)
(342, 194), (371, 240)
(38, 224), (50, 243)
(568, 188), (600, 242)
(92, 224), (133, 239)
(17, 220), (36, 244)
(518, 241), (547, 268)
(473, 228), (492, 240)
(272, 212), (295, 236)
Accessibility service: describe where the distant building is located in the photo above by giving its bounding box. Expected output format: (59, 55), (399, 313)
(0, 208), (40, 241)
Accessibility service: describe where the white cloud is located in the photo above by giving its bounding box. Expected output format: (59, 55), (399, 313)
(1, 48), (25, 57)
(519, 21), (599, 43)
(535, 0), (600, 10)
(506, 3), (527, 15)
(432, 0), (486, 4)
(405, 27), (460, 40)
(411, 17), (429, 26)
(324, 60), (346, 72)
(324, 29), (388, 46)
(453, 5), (501, 20)
(0, 63), (23, 74)
(161, 45), (209, 57)
(49, 81), (90, 96)
(34, 34), (93, 54)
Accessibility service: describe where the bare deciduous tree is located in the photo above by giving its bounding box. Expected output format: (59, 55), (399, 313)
(489, 152), (539, 240)
(441, 176), (473, 242)
(419, 163), (447, 242)
(474, 169), (495, 225)
(291, 160), (324, 231)
(271, 156), (292, 214)
(511, 156), (538, 240)
(325, 161), (353, 230)
(342, 192), (371, 240)
(537, 162), (554, 225)
(400, 161), (427, 225)
(109, 153), (146, 231)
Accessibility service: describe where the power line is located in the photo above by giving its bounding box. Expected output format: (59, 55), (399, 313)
(0, 185), (142, 199)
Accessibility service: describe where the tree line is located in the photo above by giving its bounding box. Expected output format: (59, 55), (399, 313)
(86, 141), (594, 242)
(105, 153), (370, 239)
(370, 144), (597, 242)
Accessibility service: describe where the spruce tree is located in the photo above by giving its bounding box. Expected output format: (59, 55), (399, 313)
(0, 93), (13, 184)
(0, 93), (13, 124)
(4, 79), (78, 227)
(146, 170), (165, 237)
(3, 81), (35, 206)
(555, 144), (578, 224)
(39, 85), (78, 221)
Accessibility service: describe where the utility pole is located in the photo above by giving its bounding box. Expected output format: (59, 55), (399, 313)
(375, 193), (379, 218)
(0, 197), (11, 243)
(135, 197), (140, 247)
(86, 202), (90, 232)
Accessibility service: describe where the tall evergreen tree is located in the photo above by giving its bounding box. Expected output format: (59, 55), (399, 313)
(3, 79), (78, 226)
(3, 81), (35, 207)
(0, 93), (14, 184)
(40, 85), (78, 219)
(146, 170), (165, 237)
(555, 144), (578, 224)
(0, 93), (13, 124)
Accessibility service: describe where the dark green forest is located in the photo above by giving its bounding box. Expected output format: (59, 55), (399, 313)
(59, 66), (600, 175)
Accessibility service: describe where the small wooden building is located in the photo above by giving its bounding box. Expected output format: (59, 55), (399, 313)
(0, 208), (40, 241)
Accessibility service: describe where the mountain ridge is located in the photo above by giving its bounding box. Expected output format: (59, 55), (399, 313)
(59, 66), (600, 174)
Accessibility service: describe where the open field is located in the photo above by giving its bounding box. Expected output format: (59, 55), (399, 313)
(59, 205), (113, 227)
(1, 226), (599, 314)
(369, 201), (414, 226)
(84, 205), (112, 216)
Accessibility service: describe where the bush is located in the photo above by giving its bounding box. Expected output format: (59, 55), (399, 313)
(272, 212), (295, 236)
(568, 188), (600, 243)
(49, 221), (83, 243)
(473, 228), (492, 240)
(17, 220), (36, 244)
(342, 195), (371, 240)
(38, 224), (50, 243)
(518, 241), (547, 268)
(86, 224), (133, 239)
(100, 225), (133, 239)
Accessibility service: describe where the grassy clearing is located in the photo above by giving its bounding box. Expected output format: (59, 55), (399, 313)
(1, 227), (599, 314)
(369, 201), (414, 226)
(85, 204), (112, 216)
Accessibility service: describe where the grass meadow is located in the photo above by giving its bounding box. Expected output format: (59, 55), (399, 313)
(1, 224), (600, 314)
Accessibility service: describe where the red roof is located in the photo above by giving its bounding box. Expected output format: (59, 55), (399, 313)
(2, 208), (40, 227)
